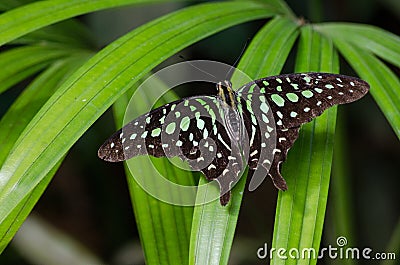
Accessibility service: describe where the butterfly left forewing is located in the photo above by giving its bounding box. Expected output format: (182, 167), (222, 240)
(98, 95), (246, 205)
(98, 99), (183, 162)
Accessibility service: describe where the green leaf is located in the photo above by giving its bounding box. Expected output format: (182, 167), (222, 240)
(271, 26), (339, 265)
(332, 38), (400, 139)
(0, 56), (91, 164)
(0, 0), (174, 46)
(189, 174), (246, 265)
(0, 46), (72, 94)
(0, 161), (61, 253)
(0, 0), (35, 11)
(0, 57), (87, 251)
(381, 217), (400, 265)
(235, 16), (300, 78)
(258, 0), (297, 20)
(0, 0), (276, 256)
(327, 116), (357, 265)
(12, 19), (95, 49)
(316, 23), (400, 68)
(189, 16), (299, 265)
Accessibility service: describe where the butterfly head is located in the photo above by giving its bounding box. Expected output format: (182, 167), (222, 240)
(217, 80), (236, 108)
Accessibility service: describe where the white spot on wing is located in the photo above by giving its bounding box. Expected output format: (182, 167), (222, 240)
(208, 164), (216, 170)
(250, 150), (258, 156)
(218, 133), (231, 151)
(273, 149), (281, 154)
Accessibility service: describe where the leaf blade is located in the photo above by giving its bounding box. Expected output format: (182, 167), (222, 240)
(0, 0), (175, 46)
(0, 46), (73, 94)
(316, 23), (400, 68)
(0, 57), (87, 251)
(332, 38), (400, 139)
(271, 26), (339, 265)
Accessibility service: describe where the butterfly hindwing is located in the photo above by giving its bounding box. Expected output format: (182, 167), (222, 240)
(267, 127), (300, 189)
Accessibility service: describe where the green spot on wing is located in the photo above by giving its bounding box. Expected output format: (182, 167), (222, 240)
(165, 122), (176, 134)
(301, 90), (313, 98)
(151, 128), (161, 137)
(180, 116), (190, 131)
(260, 102), (269, 113)
(159, 116), (165, 124)
(208, 108), (216, 123)
(246, 100), (254, 114)
(195, 98), (207, 105)
(197, 118), (205, 130)
(237, 102), (243, 114)
(314, 88), (323, 93)
(271, 94), (285, 107)
(291, 83), (299, 90)
(303, 75), (311, 83)
(248, 83), (257, 94)
(286, 93), (299, 102)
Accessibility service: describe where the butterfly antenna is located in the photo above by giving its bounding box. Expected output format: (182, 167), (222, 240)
(224, 38), (250, 81)
(178, 55), (217, 80)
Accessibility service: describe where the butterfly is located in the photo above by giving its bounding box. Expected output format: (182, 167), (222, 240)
(98, 72), (369, 205)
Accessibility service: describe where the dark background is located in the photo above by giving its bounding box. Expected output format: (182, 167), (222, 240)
(0, 0), (399, 264)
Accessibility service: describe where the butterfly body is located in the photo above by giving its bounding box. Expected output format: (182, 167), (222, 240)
(98, 72), (369, 205)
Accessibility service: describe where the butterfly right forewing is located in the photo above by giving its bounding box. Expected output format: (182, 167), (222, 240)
(238, 72), (369, 190)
